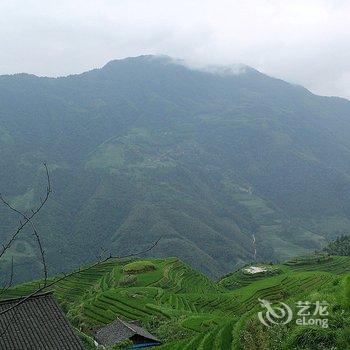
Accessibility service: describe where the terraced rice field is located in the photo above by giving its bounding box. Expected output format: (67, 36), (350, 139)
(285, 255), (350, 274)
(2, 254), (348, 349)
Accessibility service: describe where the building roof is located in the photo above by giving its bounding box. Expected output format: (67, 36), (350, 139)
(92, 317), (160, 347)
(0, 292), (85, 350)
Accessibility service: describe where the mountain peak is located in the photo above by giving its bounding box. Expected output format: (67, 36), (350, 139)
(100, 54), (257, 81)
(102, 54), (173, 69)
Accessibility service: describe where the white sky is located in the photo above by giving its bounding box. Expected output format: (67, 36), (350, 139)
(1, 0), (350, 98)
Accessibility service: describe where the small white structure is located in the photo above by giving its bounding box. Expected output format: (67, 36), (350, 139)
(243, 266), (267, 274)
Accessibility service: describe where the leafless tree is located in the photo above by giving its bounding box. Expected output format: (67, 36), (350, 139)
(0, 163), (51, 291)
(0, 164), (160, 326)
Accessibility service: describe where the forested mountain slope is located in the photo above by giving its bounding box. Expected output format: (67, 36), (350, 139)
(1, 55), (350, 281)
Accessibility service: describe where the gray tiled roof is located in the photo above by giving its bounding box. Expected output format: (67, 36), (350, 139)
(0, 292), (85, 350)
(93, 317), (159, 346)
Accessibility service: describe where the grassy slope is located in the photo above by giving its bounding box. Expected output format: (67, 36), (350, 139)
(2, 254), (350, 350)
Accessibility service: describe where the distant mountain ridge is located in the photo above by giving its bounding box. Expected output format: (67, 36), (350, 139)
(1, 55), (350, 281)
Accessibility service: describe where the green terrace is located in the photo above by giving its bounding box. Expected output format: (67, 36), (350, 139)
(2, 254), (350, 349)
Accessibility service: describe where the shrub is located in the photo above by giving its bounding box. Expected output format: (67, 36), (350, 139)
(143, 315), (193, 343)
(108, 339), (133, 349)
(118, 274), (137, 287)
(122, 261), (156, 274)
(344, 275), (350, 310)
(285, 327), (336, 349)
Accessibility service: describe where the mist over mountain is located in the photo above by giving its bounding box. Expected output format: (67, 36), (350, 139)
(1, 55), (350, 281)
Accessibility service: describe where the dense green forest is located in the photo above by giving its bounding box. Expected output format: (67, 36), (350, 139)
(2, 55), (350, 281)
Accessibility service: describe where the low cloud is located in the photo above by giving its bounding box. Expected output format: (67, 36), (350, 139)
(1, 0), (350, 98)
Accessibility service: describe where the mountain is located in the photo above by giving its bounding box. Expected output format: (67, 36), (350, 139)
(1, 55), (350, 281)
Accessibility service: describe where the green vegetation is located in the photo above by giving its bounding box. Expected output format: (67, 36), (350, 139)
(3, 55), (350, 282)
(219, 264), (282, 290)
(324, 235), (350, 256)
(109, 339), (133, 349)
(2, 252), (350, 349)
(122, 260), (156, 274)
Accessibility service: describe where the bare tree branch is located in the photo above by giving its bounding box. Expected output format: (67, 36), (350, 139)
(0, 236), (161, 316)
(0, 164), (50, 285)
(0, 163), (51, 260)
(31, 224), (48, 286)
(0, 161), (161, 339)
(0, 257), (14, 299)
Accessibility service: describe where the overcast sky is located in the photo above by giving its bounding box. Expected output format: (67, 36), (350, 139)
(1, 0), (350, 98)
